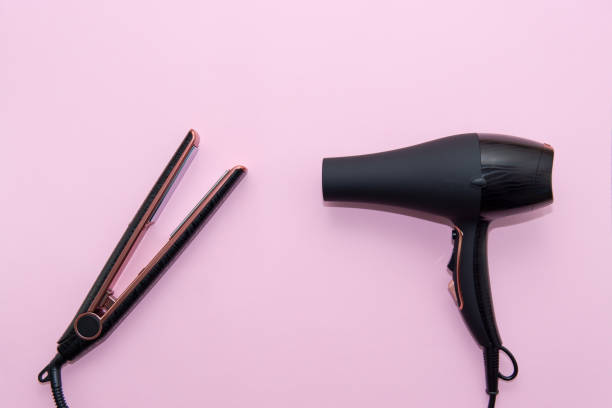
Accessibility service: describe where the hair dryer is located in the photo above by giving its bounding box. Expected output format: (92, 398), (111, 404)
(322, 133), (553, 407)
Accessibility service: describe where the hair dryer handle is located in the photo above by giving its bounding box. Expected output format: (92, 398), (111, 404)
(449, 219), (500, 347)
(448, 219), (518, 395)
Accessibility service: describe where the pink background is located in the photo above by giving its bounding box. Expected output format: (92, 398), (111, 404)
(1, 1), (612, 407)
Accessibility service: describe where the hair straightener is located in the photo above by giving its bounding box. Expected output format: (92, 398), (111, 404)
(38, 130), (247, 407)
(322, 133), (554, 407)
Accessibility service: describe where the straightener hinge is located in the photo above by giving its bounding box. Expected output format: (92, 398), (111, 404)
(99, 290), (117, 314)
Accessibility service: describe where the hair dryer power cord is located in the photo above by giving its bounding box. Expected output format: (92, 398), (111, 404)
(38, 354), (69, 408)
(484, 345), (518, 408)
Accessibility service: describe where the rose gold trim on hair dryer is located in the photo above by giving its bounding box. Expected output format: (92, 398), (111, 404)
(453, 226), (465, 310)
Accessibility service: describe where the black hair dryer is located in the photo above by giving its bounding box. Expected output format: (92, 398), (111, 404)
(322, 133), (553, 407)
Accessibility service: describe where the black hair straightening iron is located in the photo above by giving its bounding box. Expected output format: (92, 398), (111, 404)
(38, 130), (247, 407)
(322, 133), (554, 407)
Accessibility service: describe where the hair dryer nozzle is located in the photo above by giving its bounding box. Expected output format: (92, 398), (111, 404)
(322, 134), (483, 220)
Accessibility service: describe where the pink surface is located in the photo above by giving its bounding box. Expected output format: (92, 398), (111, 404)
(1, 1), (612, 407)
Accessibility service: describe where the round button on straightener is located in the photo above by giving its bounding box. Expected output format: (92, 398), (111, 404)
(74, 312), (102, 340)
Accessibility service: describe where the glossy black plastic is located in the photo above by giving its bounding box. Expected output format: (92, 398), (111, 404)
(322, 133), (554, 403)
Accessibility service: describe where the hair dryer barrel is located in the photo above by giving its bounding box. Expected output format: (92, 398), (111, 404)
(322, 133), (483, 220)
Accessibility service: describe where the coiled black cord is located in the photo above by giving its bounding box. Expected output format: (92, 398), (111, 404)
(38, 354), (69, 408)
(483, 345), (519, 408)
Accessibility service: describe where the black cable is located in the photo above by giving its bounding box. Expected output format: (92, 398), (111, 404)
(483, 345), (518, 407)
(483, 347), (500, 404)
(39, 354), (69, 408)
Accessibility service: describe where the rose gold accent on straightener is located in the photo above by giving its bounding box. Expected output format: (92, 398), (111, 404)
(188, 129), (200, 147)
(99, 166), (245, 325)
(453, 226), (465, 310)
(100, 290), (117, 313)
(86, 132), (199, 315)
(106, 222), (151, 290)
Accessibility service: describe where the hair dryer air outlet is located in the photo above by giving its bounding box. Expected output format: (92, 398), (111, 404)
(322, 133), (554, 407)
